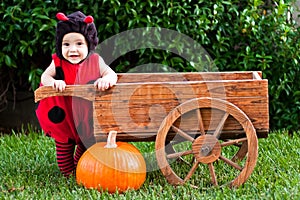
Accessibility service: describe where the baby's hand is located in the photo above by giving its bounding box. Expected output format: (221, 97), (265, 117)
(52, 80), (66, 92)
(94, 78), (114, 91)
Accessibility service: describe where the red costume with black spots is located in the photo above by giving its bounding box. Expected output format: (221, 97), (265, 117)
(35, 11), (102, 176)
(36, 53), (100, 144)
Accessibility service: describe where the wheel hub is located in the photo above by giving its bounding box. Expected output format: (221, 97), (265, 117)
(192, 134), (221, 164)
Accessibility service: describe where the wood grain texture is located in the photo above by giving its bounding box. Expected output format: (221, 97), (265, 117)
(34, 72), (269, 141)
(154, 97), (258, 187)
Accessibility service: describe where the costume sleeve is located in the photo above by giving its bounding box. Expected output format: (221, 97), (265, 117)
(52, 54), (61, 67)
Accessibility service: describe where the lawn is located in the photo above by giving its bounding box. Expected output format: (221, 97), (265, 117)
(0, 130), (299, 199)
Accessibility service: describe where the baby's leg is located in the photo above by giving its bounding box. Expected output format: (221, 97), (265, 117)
(55, 140), (76, 176)
(74, 142), (86, 167)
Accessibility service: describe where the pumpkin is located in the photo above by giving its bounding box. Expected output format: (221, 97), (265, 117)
(76, 131), (147, 193)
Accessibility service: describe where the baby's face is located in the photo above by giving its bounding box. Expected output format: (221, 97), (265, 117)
(62, 32), (88, 64)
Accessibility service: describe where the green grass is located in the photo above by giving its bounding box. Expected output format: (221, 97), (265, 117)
(0, 130), (299, 200)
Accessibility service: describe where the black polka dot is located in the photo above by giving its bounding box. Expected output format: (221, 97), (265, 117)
(48, 106), (66, 123)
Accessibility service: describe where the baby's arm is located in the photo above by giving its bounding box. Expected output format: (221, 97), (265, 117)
(94, 56), (118, 91)
(41, 60), (66, 92)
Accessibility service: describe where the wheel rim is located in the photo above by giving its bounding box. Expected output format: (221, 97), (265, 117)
(155, 97), (258, 187)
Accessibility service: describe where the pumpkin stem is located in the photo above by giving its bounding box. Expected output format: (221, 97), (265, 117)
(104, 131), (118, 148)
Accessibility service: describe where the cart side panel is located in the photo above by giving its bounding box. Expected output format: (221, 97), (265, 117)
(94, 80), (268, 141)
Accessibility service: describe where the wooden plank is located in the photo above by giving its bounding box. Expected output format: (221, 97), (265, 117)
(34, 85), (101, 102)
(94, 101), (268, 135)
(94, 80), (268, 101)
(252, 71), (262, 80)
(35, 71), (264, 102)
(93, 80), (268, 140)
(117, 71), (262, 83)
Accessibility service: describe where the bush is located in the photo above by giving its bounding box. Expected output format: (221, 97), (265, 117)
(0, 0), (299, 131)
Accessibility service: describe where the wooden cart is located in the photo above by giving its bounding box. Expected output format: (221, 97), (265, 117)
(35, 71), (269, 188)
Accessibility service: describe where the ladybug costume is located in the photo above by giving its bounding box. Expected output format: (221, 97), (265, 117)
(35, 11), (102, 176)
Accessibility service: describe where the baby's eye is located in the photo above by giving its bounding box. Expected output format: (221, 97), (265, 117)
(63, 43), (69, 46)
(77, 42), (84, 45)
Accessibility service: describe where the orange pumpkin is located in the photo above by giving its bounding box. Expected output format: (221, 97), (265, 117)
(76, 131), (147, 193)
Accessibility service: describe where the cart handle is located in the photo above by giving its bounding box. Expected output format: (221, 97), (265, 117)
(34, 85), (100, 102)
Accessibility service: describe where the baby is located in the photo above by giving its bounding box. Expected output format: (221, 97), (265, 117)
(35, 11), (117, 176)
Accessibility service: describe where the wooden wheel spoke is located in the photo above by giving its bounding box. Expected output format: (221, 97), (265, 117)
(232, 142), (248, 162)
(166, 150), (193, 159)
(183, 161), (200, 183)
(155, 98), (259, 188)
(171, 125), (194, 142)
(221, 137), (248, 147)
(208, 163), (218, 186)
(177, 156), (195, 166)
(219, 155), (242, 171)
(195, 108), (205, 135)
(213, 112), (229, 138)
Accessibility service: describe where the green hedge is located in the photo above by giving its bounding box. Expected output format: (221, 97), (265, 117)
(1, 0), (299, 131)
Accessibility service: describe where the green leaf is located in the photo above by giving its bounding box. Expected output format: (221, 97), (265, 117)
(39, 24), (49, 31)
(28, 47), (33, 56)
(4, 55), (12, 67)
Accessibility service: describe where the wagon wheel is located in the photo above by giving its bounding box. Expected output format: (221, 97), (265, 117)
(155, 97), (258, 188)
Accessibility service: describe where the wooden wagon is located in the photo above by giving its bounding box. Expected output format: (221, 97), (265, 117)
(35, 71), (269, 188)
